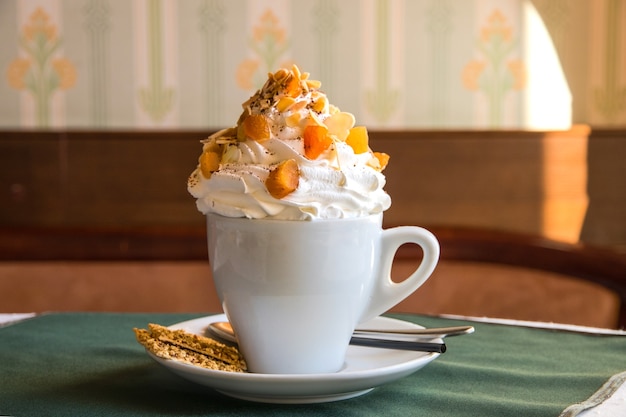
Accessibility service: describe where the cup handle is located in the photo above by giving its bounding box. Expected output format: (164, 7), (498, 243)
(358, 226), (440, 323)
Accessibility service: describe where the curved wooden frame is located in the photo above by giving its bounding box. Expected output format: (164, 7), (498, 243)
(397, 227), (626, 328)
(2, 225), (625, 327)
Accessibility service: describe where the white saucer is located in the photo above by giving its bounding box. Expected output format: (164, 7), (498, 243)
(147, 314), (441, 404)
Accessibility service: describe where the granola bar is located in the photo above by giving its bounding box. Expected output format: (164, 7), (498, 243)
(134, 323), (247, 372)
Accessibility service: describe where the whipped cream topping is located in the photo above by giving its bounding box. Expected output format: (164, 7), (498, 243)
(188, 66), (391, 220)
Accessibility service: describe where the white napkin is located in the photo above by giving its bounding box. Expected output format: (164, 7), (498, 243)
(439, 314), (626, 336)
(560, 371), (626, 417)
(0, 313), (36, 327)
(439, 314), (626, 416)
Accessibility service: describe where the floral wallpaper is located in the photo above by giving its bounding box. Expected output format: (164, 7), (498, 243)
(237, 8), (293, 91)
(0, 0), (624, 129)
(6, 5), (77, 127)
(462, 10), (526, 127)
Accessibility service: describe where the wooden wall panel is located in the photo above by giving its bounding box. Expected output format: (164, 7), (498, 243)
(379, 133), (545, 235)
(1, 131), (203, 228)
(581, 129), (626, 251)
(1, 126), (625, 252)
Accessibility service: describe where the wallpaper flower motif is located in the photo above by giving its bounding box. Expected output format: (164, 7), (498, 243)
(236, 9), (292, 92)
(365, 0), (400, 124)
(6, 7), (77, 127)
(593, 0), (625, 123)
(138, 0), (175, 124)
(462, 10), (526, 127)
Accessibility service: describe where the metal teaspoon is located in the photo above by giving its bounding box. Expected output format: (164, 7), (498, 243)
(207, 321), (448, 353)
(354, 325), (474, 338)
(209, 321), (474, 343)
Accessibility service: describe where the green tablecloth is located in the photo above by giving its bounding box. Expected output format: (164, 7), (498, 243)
(1, 313), (624, 417)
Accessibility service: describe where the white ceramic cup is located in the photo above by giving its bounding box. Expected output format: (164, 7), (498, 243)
(207, 212), (439, 374)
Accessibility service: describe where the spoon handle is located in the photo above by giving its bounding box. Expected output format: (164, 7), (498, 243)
(350, 337), (446, 353)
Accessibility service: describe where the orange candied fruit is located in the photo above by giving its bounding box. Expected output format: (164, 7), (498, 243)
(345, 126), (369, 154)
(242, 114), (270, 141)
(373, 152), (390, 171)
(266, 159), (300, 199)
(199, 151), (220, 178)
(284, 75), (301, 98)
(303, 125), (333, 159)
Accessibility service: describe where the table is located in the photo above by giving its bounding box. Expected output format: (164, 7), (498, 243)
(1, 312), (624, 417)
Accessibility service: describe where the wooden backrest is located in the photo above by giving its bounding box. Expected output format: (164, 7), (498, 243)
(2, 225), (624, 327)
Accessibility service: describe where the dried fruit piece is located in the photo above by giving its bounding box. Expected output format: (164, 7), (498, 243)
(199, 151), (220, 178)
(303, 125), (333, 159)
(276, 96), (296, 112)
(312, 95), (327, 113)
(237, 107), (250, 125)
(221, 144), (241, 163)
(291, 64), (302, 80)
(236, 109), (251, 141)
(375, 152), (390, 170)
(213, 127), (238, 145)
(285, 75), (301, 98)
(242, 114), (270, 141)
(201, 138), (220, 154)
(368, 152), (390, 171)
(346, 126), (369, 154)
(285, 113), (301, 127)
(289, 100), (307, 112)
(324, 111), (355, 141)
(266, 159), (300, 199)
(306, 79), (322, 89)
(273, 68), (290, 82)
(307, 111), (325, 127)
(203, 127), (235, 148)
